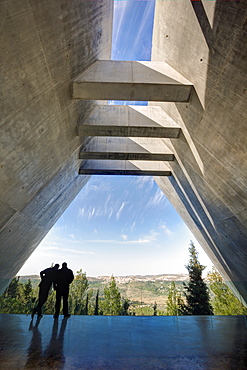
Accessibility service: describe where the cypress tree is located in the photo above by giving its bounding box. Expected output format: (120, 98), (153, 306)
(122, 299), (130, 316)
(84, 292), (89, 315)
(102, 275), (122, 315)
(166, 281), (182, 315)
(153, 301), (157, 316)
(4, 277), (20, 298)
(179, 241), (213, 315)
(94, 289), (99, 315)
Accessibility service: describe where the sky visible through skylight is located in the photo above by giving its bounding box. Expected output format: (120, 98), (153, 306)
(18, 0), (213, 277)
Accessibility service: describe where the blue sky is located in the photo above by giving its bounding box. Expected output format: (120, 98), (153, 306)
(18, 0), (213, 277)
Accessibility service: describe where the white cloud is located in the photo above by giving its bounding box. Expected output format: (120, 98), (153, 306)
(130, 0), (155, 55)
(160, 223), (173, 237)
(35, 244), (95, 255)
(52, 225), (67, 232)
(112, 0), (129, 56)
(59, 248), (95, 255)
(135, 176), (153, 189)
(88, 207), (95, 219)
(130, 221), (136, 232)
(142, 229), (159, 242)
(40, 245), (59, 251)
(68, 234), (75, 239)
(108, 208), (113, 220)
(121, 234), (128, 241)
(146, 189), (168, 207)
(116, 202), (125, 220)
(78, 208), (85, 217)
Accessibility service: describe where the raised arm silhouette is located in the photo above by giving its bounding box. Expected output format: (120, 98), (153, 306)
(32, 264), (60, 319)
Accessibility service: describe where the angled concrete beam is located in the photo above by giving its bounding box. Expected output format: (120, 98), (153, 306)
(79, 137), (174, 161)
(78, 105), (181, 138)
(72, 60), (192, 102)
(79, 160), (172, 176)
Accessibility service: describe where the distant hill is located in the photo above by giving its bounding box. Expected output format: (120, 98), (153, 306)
(20, 273), (189, 282)
(19, 273), (189, 309)
(92, 274), (189, 283)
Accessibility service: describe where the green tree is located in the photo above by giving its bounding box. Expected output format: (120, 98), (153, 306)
(102, 275), (122, 315)
(208, 268), (247, 315)
(4, 277), (20, 298)
(69, 269), (89, 315)
(23, 279), (34, 314)
(122, 298), (130, 315)
(43, 290), (56, 315)
(23, 279), (32, 300)
(0, 277), (28, 314)
(84, 293), (89, 315)
(94, 289), (99, 315)
(179, 242), (213, 315)
(166, 281), (182, 315)
(133, 305), (153, 315)
(153, 301), (157, 316)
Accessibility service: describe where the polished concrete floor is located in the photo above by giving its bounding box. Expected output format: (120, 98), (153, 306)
(0, 314), (246, 369)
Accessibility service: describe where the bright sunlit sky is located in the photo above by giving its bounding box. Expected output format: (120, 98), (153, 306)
(18, 0), (213, 277)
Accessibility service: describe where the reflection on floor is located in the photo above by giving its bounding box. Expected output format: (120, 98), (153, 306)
(0, 314), (246, 369)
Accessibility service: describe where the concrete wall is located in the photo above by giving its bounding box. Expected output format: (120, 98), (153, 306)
(1, 0), (246, 306)
(0, 0), (113, 292)
(151, 0), (247, 304)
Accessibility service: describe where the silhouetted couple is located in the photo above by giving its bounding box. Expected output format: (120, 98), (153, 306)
(32, 262), (74, 320)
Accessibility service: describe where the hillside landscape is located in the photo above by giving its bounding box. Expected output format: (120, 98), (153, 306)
(20, 274), (189, 312)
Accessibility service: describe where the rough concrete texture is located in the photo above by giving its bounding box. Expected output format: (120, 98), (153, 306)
(1, 0), (246, 308)
(72, 60), (192, 101)
(79, 159), (172, 176)
(79, 137), (174, 161)
(77, 105), (181, 137)
(151, 0), (247, 304)
(0, 0), (113, 292)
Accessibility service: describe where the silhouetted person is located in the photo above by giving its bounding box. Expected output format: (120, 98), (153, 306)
(32, 264), (60, 319)
(54, 262), (74, 319)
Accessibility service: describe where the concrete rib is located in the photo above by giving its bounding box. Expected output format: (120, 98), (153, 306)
(72, 60), (192, 102)
(79, 160), (172, 176)
(79, 137), (175, 161)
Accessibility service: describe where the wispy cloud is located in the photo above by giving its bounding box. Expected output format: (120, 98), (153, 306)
(116, 202), (125, 220)
(82, 234), (156, 245)
(40, 246), (59, 251)
(121, 234), (128, 241)
(160, 223), (173, 237)
(112, 0), (155, 60)
(40, 245), (95, 255)
(108, 208), (113, 220)
(130, 0), (155, 59)
(135, 176), (153, 189)
(61, 248), (95, 255)
(146, 189), (168, 207)
(112, 0), (129, 58)
(78, 208), (85, 217)
(88, 207), (95, 219)
(142, 229), (159, 242)
(52, 225), (67, 232)
(130, 221), (136, 232)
